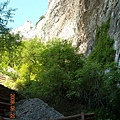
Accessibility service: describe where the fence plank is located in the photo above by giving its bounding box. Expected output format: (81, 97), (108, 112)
(52, 113), (95, 120)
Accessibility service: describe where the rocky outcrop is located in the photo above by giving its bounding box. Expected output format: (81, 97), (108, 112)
(13, 0), (77, 43)
(14, 98), (64, 120)
(43, 0), (120, 59)
(11, 20), (34, 40)
(75, 0), (120, 57)
(13, 0), (120, 61)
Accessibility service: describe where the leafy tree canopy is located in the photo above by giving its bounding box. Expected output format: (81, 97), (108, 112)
(0, 1), (21, 71)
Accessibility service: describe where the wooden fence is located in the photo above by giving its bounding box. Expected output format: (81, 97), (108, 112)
(52, 112), (95, 120)
(0, 101), (95, 120)
(0, 75), (6, 83)
(0, 75), (12, 84)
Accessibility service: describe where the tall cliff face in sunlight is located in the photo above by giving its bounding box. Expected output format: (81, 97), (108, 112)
(36, 0), (120, 56)
(13, 0), (120, 60)
(36, 0), (77, 41)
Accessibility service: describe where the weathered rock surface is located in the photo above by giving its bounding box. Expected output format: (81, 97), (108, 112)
(75, 0), (120, 57)
(13, 0), (120, 62)
(14, 98), (64, 120)
(109, 0), (120, 65)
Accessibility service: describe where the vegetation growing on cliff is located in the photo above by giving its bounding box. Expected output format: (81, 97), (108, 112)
(35, 15), (45, 26)
(87, 19), (119, 119)
(88, 18), (115, 66)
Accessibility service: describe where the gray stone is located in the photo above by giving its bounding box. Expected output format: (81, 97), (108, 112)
(14, 98), (64, 120)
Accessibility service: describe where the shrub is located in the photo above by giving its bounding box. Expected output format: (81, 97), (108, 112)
(36, 39), (85, 102)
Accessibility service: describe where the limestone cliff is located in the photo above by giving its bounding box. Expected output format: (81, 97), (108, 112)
(13, 0), (120, 62)
(75, 0), (120, 57)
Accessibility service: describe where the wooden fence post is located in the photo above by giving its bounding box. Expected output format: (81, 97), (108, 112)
(81, 112), (85, 120)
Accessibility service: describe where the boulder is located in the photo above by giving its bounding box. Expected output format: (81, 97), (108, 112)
(14, 98), (64, 120)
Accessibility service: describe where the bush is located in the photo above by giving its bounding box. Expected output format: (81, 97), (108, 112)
(36, 39), (85, 102)
(74, 61), (104, 109)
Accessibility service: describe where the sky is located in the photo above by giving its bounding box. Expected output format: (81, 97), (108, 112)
(1, 0), (48, 29)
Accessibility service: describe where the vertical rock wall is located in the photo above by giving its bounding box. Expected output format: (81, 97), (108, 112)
(75, 0), (120, 56)
(109, 0), (120, 65)
(14, 0), (120, 61)
(38, 0), (120, 58)
(36, 0), (77, 42)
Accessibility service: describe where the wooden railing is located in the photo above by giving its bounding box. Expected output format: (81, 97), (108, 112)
(52, 112), (95, 120)
(0, 75), (6, 83)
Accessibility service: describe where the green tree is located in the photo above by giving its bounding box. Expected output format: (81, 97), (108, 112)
(18, 38), (44, 83)
(36, 39), (85, 102)
(0, 0), (17, 35)
(0, 1), (21, 74)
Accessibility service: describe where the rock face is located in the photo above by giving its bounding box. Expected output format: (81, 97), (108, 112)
(109, 0), (120, 65)
(75, 0), (120, 57)
(13, 0), (120, 61)
(14, 98), (64, 120)
(11, 20), (35, 40)
(44, 0), (120, 62)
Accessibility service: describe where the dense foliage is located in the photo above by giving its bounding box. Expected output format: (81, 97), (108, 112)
(2, 37), (120, 119)
(0, 1), (120, 119)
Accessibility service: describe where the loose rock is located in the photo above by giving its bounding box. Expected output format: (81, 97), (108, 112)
(14, 98), (64, 120)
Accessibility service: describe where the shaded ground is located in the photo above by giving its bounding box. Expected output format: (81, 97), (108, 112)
(0, 84), (24, 102)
